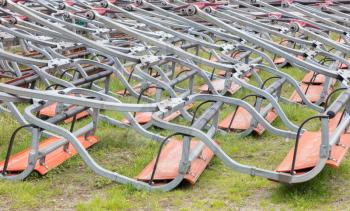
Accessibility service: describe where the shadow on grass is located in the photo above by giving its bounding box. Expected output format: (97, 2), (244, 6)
(270, 166), (345, 210)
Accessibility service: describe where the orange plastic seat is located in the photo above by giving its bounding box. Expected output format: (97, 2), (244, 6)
(289, 84), (332, 103)
(276, 132), (350, 173)
(5, 73), (34, 88)
(327, 134), (350, 168)
(219, 107), (277, 135)
(340, 63), (348, 69)
(274, 57), (286, 65)
(302, 72), (336, 85)
(0, 136), (99, 175)
(123, 112), (152, 125)
(39, 103), (89, 123)
(297, 55), (305, 61)
(199, 78), (242, 94)
(136, 139), (214, 185)
(209, 57), (218, 62)
(20, 51), (41, 57)
(254, 111), (279, 135)
(339, 59), (350, 69)
(302, 72), (326, 84)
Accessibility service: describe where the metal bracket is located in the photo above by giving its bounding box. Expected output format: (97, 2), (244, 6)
(140, 55), (162, 65)
(179, 160), (191, 174)
(221, 43), (236, 53)
(337, 69), (350, 84)
(130, 46), (146, 53)
(305, 50), (317, 59)
(233, 63), (252, 75)
(48, 58), (71, 68)
(154, 31), (174, 39)
(157, 98), (185, 113)
(320, 144), (329, 158)
(56, 41), (77, 51)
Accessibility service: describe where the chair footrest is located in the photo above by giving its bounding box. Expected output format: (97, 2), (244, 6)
(276, 132), (350, 173)
(219, 107), (277, 135)
(136, 139), (214, 185)
(289, 84), (332, 103)
(0, 136), (99, 175)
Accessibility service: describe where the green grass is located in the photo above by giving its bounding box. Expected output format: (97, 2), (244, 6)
(0, 61), (350, 211)
(1, 102), (349, 211)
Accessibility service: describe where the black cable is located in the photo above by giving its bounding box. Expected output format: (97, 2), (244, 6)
(174, 69), (192, 79)
(135, 86), (164, 117)
(190, 100), (216, 125)
(324, 87), (348, 110)
(290, 115), (329, 175)
(122, 67), (137, 96)
(230, 50), (241, 59)
(136, 86), (164, 104)
(45, 83), (67, 90)
(227, 94), (265, 131)
(148, 132), (186, 185)
(59, 69), (80, 79)
(260, 76), (281, 89)
(2, 124), (38, 175)
(70, 114), (78, 133)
